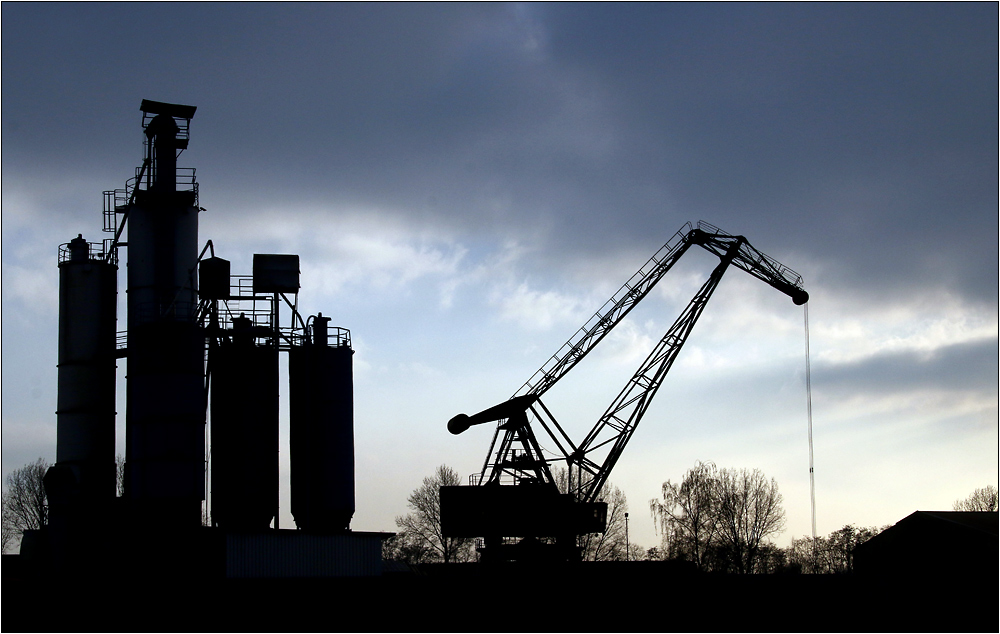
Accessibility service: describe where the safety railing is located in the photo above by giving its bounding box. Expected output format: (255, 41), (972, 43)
(287, 326), (352, 349)
(103, 189), (129, 232)
(215, 276), (274, 331)
(103, 168), (200, 234)
(57, 241), (109, 263)
(697, 220), (804, 289)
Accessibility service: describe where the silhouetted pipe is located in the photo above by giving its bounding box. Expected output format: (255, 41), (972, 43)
(145, 114), (180, 192)
(313, 313), (330, 346)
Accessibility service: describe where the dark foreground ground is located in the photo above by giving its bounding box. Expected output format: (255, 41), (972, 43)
(3, 558), (996, 632)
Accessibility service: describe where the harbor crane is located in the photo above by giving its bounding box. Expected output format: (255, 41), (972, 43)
(441, 221), (808, 562)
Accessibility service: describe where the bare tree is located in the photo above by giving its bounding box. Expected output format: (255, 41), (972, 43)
(785, 535), (816, 574)
(753, 541), (788, 574)
(116, 453), (126, 498)
(953, 485), (999, 512)
(395, 465), (476, 563)
(626, 542), (647, 562)
(1, 490), (17, 554)
(651, 461), (786, 573)
(824, 524), (880, 573)
(650, 461), (721, 570)
(715, 467), (786, 574)
(786, 524), (886, 574)
(382, 529), (433, 564)
(583, 483), (630, 561)
(553, 468), (631, 561)
(2, 458), (50, 553)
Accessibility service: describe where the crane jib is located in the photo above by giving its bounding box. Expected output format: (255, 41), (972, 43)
(442, 221), (808, 558)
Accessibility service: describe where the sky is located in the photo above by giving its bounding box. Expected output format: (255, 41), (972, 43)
(2, 3), (997, 552)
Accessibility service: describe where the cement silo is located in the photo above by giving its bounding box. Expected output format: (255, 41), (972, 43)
(124, 101), (205, 527)
(207, 267), (280, 531)
(289, 315), (355, 532)
(47, 235), (119, 526)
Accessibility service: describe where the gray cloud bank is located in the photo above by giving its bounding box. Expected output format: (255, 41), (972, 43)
(3, 3), (996, 304)
(817, 336), (999, 397)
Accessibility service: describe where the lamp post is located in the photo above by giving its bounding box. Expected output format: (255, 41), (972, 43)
(625, 512), (630, 561)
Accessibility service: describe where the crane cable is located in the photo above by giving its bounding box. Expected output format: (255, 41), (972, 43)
(804, 302), (817, 539)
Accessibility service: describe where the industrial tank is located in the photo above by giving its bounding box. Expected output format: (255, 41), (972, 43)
(209, 330), (279, 531)
(124, 109), (206, 527)
(289, 316), (355, 532)
(52, 235), (119, 508)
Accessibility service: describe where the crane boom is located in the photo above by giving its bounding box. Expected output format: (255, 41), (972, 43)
(569, 237), (741, 501)
(568, 226), (807, 502)
(515, 222), (696, 400)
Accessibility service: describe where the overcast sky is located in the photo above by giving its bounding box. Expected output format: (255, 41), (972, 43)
(3, 3), (996, 550)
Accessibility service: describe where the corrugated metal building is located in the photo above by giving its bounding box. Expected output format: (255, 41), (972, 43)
(223, 531), (386, 578)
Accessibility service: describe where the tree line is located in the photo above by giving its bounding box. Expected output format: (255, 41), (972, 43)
(387, 462), (997, 571)
(5, 455), (996, 565)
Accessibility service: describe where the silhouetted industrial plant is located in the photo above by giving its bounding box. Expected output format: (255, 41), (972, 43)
(26, 99), (817, 577)
(34, 100), (383, 579)
(7, 101), (994, 633)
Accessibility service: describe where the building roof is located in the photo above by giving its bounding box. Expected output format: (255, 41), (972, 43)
(853, 510), (998, 577)
(905, 510), (998, 536)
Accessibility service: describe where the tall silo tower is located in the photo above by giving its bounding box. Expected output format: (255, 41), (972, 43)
(123, 100), (205, 528)
(45, 235), (119, 555)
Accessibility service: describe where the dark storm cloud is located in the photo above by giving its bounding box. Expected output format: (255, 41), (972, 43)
(537, 3), (998, 293)
(815, 336), (999, 397)
(1, 4), (517, 167)
(3, 4), (573, 220)
(3, 3), (996, 300)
